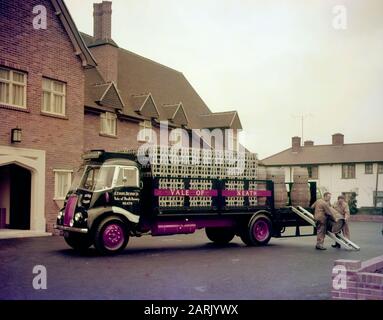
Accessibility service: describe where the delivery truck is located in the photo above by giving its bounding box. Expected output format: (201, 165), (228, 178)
(55, 148), (358, 254)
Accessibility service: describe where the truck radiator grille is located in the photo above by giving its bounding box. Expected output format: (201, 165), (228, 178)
(64, 195), (78, 226)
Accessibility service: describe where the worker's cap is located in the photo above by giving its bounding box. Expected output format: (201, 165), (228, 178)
(338, 195), (345, 200)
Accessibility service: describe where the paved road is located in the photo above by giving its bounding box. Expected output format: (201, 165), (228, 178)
(0, 222), (382, 300)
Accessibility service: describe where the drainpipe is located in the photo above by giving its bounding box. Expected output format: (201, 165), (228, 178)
(375, 163), (379, 210)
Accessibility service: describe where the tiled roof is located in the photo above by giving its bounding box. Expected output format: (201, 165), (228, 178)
(199, 111), (242, 129)
(261, 142), (383, 166)
(81, 32), (242, 129)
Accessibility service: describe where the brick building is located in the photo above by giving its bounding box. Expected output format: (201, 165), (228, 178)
(0, 0), (242, 235)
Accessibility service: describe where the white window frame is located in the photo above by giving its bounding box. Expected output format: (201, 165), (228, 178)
(42, 77), (66, 116)
(0, 67), (27, 108)
(54, 170), (73, 200)
(100, 112), (117, 136)
(138, 120), (153, 142)
(342, 164), (356, 179)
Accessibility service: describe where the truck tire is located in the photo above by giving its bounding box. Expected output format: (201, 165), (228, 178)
(64, 232), (91, 252)
(240, 214), (272, 246)
(94, 216), (129, 255)
(205, 227), (235, 245)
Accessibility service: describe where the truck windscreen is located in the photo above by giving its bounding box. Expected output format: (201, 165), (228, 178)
(76, 165), (116, 192)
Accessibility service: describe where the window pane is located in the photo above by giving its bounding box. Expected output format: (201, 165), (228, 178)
(53, 94), (63, 114)
(53, 81), (64, 93)
(56, 172), (71, 198)
(42, 92), (51, 112)
(13, 71), (25, 83)
(0, 69), (10, 80)
(12, 84), (24, 106)
(0, 82), (9, 103)
(112, 120), (116, 135)
(42, 78), (51, 90)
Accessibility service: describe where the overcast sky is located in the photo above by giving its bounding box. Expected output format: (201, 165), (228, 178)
(66, 0), (383, 158)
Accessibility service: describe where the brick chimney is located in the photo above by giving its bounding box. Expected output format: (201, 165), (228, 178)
(332, 133), (344, 146)
(93, 1), (112, 41)
(304, 140), (314, 147)
(292, 136), (301, 152)
(90, 1), (118, 85)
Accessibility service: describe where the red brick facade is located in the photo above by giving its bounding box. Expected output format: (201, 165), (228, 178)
(84, 111), (147, 151)
(0, 0), (236, 233)
(0, 0), (85, 231)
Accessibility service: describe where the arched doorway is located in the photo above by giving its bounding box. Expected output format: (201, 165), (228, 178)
(0, 147), (46, 233)
(0, 164), (31, 230)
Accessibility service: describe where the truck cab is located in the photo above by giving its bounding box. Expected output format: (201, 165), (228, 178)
(56, 151), (143, 254)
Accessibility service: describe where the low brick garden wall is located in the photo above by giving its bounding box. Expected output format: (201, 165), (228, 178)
(332, 256), (383, 300)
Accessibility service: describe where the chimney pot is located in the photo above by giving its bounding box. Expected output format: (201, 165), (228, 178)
(304, 140), (314, 147)
(332, 133), (344, 146)
(292, 136), (301, 152)
(93, 1), (112, 41)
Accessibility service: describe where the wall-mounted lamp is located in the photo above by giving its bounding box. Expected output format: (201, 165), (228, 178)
(11, 127), (22, 143)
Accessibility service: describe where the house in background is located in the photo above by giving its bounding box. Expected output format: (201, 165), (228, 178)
(261, 133), (383, 208)
(0, 0), (242, 236)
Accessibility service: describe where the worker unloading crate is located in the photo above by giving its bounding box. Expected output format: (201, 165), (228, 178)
(311, 192), (336, 250)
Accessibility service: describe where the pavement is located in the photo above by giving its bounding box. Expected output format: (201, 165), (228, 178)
(0, 221), (382, 300)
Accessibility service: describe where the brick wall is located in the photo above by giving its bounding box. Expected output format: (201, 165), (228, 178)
(332, 255), (383, 300)
(0, 0), (85, 232)
(84, 111), (145, 151)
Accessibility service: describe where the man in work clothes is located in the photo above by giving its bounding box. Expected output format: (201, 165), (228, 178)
(332, 195), (351, 248)
(311, 192), (335, 250)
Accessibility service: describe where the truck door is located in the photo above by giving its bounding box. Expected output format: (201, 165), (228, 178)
(113, 166), (141, 216)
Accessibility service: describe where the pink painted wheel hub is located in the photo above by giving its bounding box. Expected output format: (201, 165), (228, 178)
(252, 220), (269, 242)
(103, 224), (124, 250)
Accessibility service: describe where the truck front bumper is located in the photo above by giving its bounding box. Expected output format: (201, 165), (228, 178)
(54, 224), (88, 234)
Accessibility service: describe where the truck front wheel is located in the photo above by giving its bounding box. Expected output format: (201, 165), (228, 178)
(64, 232), (91, 252)
(241, 214), (272, 246)
(94, 216), (129, 255)
(205, 227), (235, 245)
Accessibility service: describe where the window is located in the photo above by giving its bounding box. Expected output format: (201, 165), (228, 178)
(342, 164), (355, 179)
(307, 165), (319, 179)
(374, 191), (383, 208)
(0, 67), (27, 108)
(54, 170), (72, 200)
(378, 163), (383, 174)
(100, 112), (117, 136)
(365, 163), (373, 174)
(116, 167), (139, 188)
(138, 120), (153, 142)
(42, 78), (66, 115)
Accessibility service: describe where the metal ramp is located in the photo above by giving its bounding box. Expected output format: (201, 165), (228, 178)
(290, 206), (360, 251)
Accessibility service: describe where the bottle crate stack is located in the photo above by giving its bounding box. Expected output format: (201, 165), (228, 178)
(121, 146), (259, 208)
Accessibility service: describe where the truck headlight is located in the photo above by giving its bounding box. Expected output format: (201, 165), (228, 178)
(74, 212), (83, 222)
